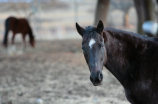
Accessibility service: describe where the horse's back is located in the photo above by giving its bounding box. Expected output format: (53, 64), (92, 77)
(18, 18), (30, 28)
(6, 16), (17, 21)
(6, 16), (18, 24)
(6, 16), (29, 26)
(6, 16), (31, 33)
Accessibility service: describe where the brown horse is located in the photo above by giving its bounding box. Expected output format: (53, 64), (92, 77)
(2, 16), (35, 48)
(76, 20), (158, 104)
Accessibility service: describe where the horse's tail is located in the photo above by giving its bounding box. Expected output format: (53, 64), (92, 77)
(3, 18), (10, 47)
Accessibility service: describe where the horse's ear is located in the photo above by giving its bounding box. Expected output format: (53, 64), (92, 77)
(76, 22), (85, 37)
(96, 20), (104, 34)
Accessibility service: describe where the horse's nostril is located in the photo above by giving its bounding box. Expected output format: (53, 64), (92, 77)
(98, 73), (103, 81)
(90, 76), (94, 82)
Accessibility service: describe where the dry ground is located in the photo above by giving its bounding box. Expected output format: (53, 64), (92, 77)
(0, 39), (129, 104)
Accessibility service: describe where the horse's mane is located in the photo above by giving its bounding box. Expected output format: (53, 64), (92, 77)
(104, 28), (148, 40)
(103, 27), (158, 46)
(150, 37), (158, 43)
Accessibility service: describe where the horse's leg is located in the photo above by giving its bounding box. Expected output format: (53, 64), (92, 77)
(22, 34), (26, 51)
(10, 33), (16, 51)
(11, 33), (15, 45)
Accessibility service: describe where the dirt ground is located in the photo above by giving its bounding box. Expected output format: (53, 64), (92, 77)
(0, 39), (129, 104)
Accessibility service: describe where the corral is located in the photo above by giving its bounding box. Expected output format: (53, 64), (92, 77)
(0, 40), (129, 104)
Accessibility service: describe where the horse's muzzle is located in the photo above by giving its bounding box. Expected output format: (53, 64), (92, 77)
(90, 72), (103, 86)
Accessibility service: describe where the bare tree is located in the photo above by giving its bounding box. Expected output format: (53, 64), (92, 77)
(94, 0), (110, 26)
(134, 0), (145, 34)
(143, 0), (154, 21)
(134, 0), (154, 35)
(110, 0), (133, 28)
(122, 1), (133, 28)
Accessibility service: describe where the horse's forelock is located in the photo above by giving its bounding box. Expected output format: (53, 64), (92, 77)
(82, 26), (98, 44)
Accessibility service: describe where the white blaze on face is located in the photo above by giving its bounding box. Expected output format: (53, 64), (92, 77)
(89, 39), (96, 49)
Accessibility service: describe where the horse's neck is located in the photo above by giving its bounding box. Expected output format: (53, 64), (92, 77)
(28, 28), (34, 40)
(103, 29), (145, 86)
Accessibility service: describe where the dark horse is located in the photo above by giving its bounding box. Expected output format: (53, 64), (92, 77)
(3, 16), (35, 48)
(76, 20), (158, 104)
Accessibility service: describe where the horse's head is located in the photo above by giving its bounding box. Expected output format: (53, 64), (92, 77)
(30, 35), (35, 48)
(76, 20), (107, 86)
